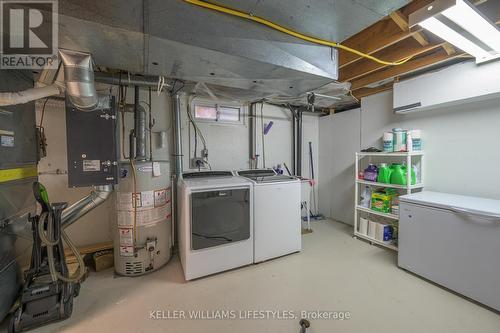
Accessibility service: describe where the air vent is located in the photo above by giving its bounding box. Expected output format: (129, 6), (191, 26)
(125, 261), (143, 275)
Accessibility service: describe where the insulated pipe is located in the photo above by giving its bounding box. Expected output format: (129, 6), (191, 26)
(61, 185), (113, 228)
(134, 86), (147, 160)
(172, 94), (183, 177)
(94, 72), (171, 88)
(59, 49), (106, 111)
(0, 85), (60, 106)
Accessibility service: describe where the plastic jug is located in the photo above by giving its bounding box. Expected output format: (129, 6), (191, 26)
(390, 164), (416, 185)
(363, 164), (378, 182)
(377, 163), (392, 184)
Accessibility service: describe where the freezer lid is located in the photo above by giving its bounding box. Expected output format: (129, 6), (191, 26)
(400, 191), (500, 216)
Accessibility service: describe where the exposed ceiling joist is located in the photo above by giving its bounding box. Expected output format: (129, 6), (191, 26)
(339, 38), (444, 82)
(339, 0), (435, 68)
(334, 0), (500, 102)
(338, 19), (420, 68)
(442, 42), (456, 55)
(350, 49), (464, 91)
(389, 10), (429, 46)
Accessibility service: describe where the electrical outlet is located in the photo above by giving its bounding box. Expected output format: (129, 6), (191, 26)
(190, 157), (206, 169)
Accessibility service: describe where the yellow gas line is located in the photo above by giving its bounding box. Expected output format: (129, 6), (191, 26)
(183, 0), (414, 66)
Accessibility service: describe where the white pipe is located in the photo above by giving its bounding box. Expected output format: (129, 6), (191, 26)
(0, 84), (60, 106)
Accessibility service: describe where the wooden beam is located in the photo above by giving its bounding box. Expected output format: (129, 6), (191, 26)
(339, 0), (435, 68)
(390, 10), (429, 46)
(350, 49), (463, 91)
(442, 42), (456, 55)
(339, 19), (411, 68)
(352, 82), (394, 100)
(340, 38), (443, 82)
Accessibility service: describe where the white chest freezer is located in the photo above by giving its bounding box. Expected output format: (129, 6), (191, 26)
(398, 191), (500, 311)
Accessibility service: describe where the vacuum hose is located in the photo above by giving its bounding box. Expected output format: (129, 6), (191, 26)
(38, 208), (87, 283)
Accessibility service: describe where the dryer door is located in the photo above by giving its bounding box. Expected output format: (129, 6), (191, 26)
(191, 188), (250, 250)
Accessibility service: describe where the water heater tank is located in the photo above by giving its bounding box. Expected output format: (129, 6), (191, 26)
(114, 161), (172, 276)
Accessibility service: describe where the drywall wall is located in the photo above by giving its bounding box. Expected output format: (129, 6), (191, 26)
(361, 90), (500, 200)
(38, 91), (319, 246)
(318, 109), (360, 224)
(318, 87), (500, 225)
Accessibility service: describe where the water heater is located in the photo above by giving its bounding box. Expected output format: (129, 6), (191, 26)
(114, 161), (172, 276)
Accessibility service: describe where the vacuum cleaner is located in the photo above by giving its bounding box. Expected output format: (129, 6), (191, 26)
(9, 183), (85, 332)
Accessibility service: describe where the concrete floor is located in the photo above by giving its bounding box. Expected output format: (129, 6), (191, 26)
(4, 220), (499, 332)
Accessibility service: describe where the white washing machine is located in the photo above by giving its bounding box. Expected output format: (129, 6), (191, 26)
(177, 171), (254, 280)
(236, 169), (301, 263)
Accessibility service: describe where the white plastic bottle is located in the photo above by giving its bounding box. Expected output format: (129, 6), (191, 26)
(361, 185), (372, 208)
(406, 130), (413, 152)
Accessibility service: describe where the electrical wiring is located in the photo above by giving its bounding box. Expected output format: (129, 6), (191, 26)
(186, 95), (208, 149)
(38, 97), (49, 127)
(183, 0), (414, 66)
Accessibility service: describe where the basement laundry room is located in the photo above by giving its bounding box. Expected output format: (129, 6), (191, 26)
(1, 0), (500, 332)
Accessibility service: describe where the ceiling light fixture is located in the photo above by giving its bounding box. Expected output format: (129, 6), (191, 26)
(409, 0), (500, 63)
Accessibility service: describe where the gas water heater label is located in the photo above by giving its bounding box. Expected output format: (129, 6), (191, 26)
(141, 191), (155, 208)
(118, 228), (134, 246)
(154, 189), (168, 207)
(82, 160), (101, 172)
(119, 245), (134, 257)
(117, 205), (171, 227)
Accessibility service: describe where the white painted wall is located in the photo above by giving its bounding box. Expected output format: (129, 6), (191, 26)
(319, 79), (500, 225)
(318, 109), (360, 224)
(37, 91), (319, 246)
(362, 90), (500, 200)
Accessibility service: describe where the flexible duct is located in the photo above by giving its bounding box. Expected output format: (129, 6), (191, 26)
(61, 185), (113, 228)
(59, 49), (107, 111)
(0, 84), (60, 106)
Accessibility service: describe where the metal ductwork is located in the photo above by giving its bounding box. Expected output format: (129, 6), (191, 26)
(59, 49), (108, 111)
(61, 185), (113, 228)
(57, 0), (409, 98)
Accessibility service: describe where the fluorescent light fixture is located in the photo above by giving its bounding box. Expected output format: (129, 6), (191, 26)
(442, 0), (500, 53)
(409, 0), (500, 64)
(419, 17), (491, 61)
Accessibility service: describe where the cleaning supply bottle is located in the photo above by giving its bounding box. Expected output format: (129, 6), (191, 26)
(377, 163), (392, 184)
(390, 164), (405, 185)
(390, 164), (416, 185)
(406, 130), (413, 152)
(363, 164), (378, 182)
(360, 186), (371, 208)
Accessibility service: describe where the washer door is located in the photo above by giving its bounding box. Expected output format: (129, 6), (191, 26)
(191, 189), (250, 250)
